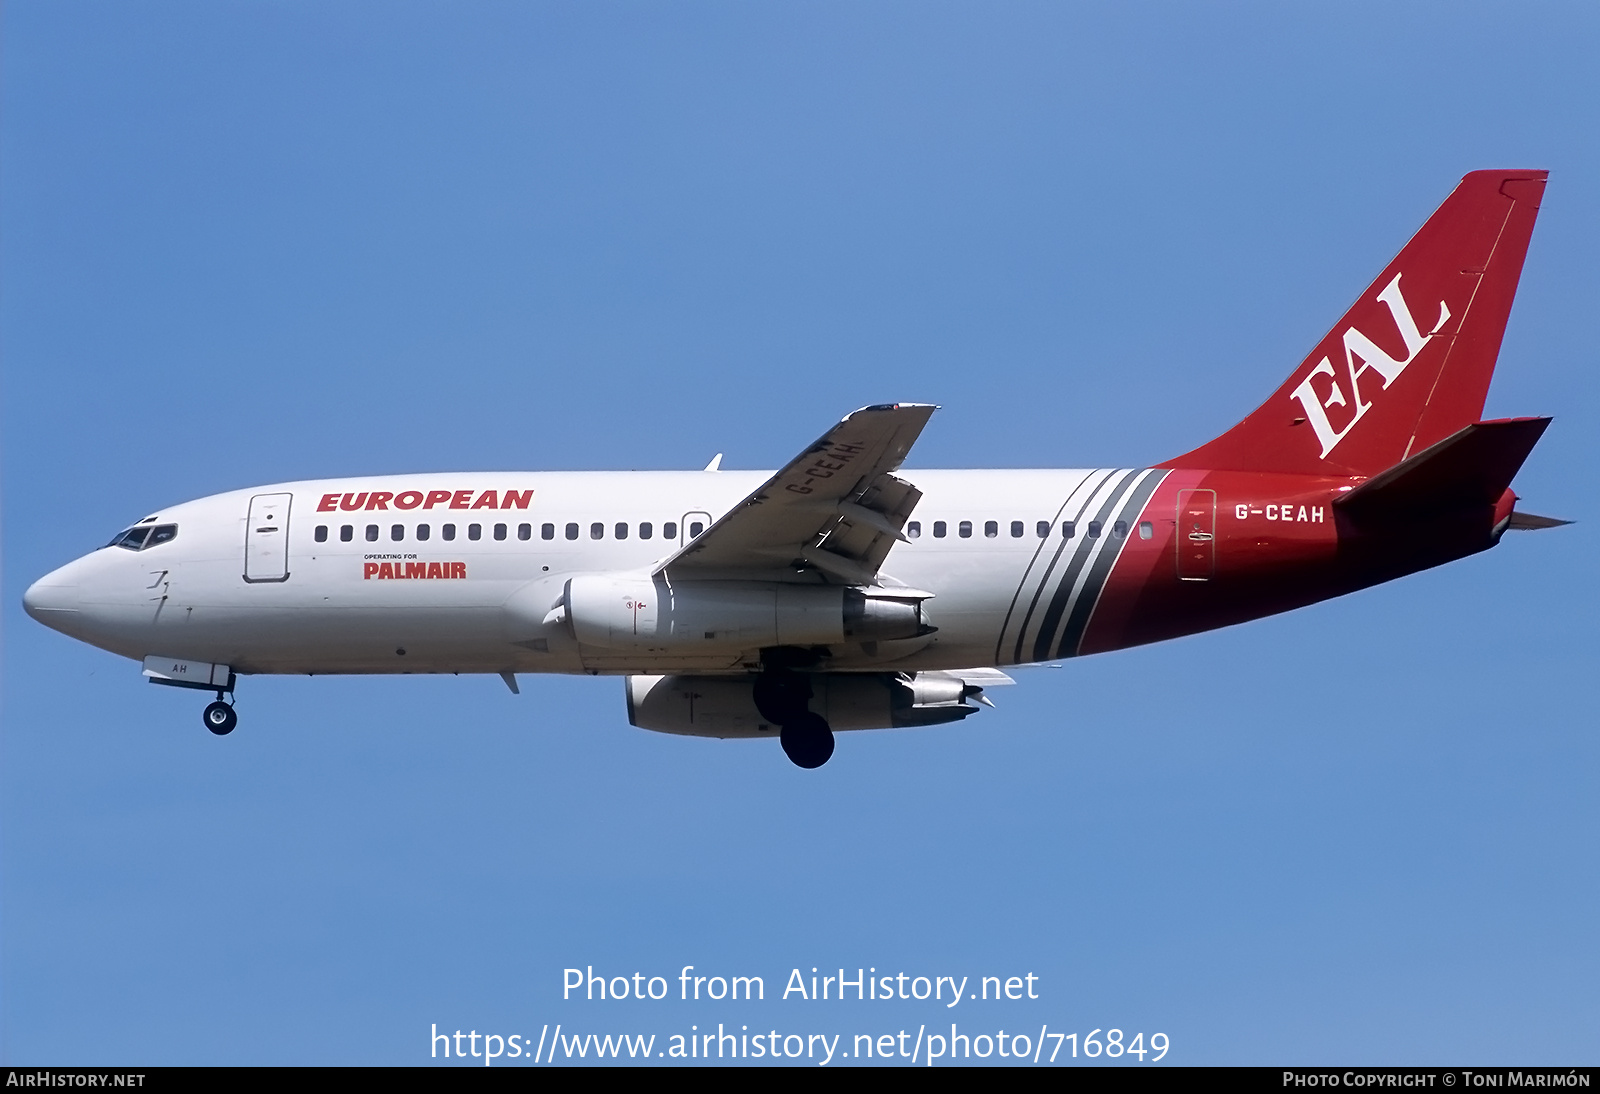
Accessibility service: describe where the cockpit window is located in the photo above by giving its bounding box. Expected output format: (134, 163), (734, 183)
(107, 523), (178, 551)
(108, 527), (149, 550)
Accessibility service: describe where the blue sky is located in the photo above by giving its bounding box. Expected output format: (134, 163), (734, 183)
(3, 1), (1596, 1066)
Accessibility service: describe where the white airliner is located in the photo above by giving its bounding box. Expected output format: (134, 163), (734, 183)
(24, 170), (1564, 767)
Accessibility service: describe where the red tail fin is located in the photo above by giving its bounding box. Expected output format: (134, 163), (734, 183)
(1163, 170), (1547, 477)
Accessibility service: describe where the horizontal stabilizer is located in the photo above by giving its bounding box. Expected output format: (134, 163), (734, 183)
(1336, 417), (1550, 519)
(1507, 510), (1572, 531)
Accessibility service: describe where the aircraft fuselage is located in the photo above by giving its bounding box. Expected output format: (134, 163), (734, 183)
(24, 464), (1505, 679)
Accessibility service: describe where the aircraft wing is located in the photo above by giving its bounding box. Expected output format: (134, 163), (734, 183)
(656, 403), (937, 584)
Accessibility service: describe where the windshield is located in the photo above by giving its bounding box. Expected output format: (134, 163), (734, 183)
(106, 523), (177, 551)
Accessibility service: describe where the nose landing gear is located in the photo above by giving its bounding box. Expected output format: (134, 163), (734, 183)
(141, 658), (239, 736)
(203, 699), (238, 735)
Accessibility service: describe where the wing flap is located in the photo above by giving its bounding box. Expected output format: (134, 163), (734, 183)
(658, 404), (936, 582)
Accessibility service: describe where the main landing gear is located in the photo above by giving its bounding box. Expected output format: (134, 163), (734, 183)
(753, 665), (834, 769)
(202, 689), (237, 736)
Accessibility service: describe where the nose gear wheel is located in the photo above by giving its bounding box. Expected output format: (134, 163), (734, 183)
(203, 701), (237, 735)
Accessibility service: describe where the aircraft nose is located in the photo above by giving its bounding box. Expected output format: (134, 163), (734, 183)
(23, 569), (82, 628)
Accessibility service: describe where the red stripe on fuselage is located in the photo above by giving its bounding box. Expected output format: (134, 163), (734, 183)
(1077, 468), (1495, 655)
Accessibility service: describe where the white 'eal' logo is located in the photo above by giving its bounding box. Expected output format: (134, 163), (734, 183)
(1290, 273), (1450, 458)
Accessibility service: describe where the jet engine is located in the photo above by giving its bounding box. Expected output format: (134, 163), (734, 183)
(626, 670), (1003, 739)
(556, 575), (931, 651)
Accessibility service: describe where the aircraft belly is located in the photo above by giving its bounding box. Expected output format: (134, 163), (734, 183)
(576, 648), (748, 675)
(139, 604), (496, 672)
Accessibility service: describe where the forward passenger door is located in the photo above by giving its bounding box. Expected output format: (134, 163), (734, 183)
(244, 493), (293, 583)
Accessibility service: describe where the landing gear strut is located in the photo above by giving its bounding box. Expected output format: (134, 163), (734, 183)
(203, 695), (237, 735)
(753, 664), (834, 769)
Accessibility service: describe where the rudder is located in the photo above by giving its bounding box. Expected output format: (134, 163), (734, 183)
(1163, 170), (1547, 478)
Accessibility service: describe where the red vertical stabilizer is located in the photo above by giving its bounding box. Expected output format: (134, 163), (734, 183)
(1162, 170), (1546, 478)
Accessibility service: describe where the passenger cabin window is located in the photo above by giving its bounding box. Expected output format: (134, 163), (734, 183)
(1113, 520), (1128, 539)
(959, 520), (973, 539)
(340, 525), (354, 542)
(468, 524), (482, 541)
(442, 524), (456, 541)
(984, 520), (998, 538)
(1088, 520), (1102, 538)
(1062, 521), (1076, 538)
(494, 523), (507, 541)
(615, 522), (628, 540)
(1037, 521), (1051, 538)
(907, 521), (921, 539)
(518, 523), (531, 541)
(689, 521), (705, 537)
(1139, 521), (1154, 540)
(366, 525), (379, 542)
(933, 521), (947, 538)
(416, 524), (431, 541)
(663, 522), (678, 539)
(541, 523), (554, 540)
(590, 522), (603, 540)
(640, 522), (653, 540)
(565, 523), (578, 540)
(391, 524), (405, 541)
(1011, 521), (1024, 538)
(315, 525), (328, 543)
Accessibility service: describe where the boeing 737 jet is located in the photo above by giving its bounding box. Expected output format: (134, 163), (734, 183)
(24, 170), (1565, 767)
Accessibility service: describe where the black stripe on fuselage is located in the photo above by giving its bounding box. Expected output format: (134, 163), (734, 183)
(996, 469), (1113, 666)
(1028, 470), (1143, 664)
(1051, 469), (1167, 659)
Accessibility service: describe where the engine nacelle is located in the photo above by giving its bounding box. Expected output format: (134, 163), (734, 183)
(561, 576), (929, 651)
(626, 671), (988, 739)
